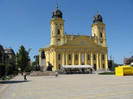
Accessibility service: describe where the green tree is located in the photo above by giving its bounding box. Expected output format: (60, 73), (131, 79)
(0, 51), (2, 63)
(16, 45), (31, 72)
(33, 55), (39, 65)
(32, 55), (40, 71)
(0, 63), (5, 78)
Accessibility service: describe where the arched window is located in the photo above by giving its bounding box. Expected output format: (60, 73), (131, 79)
(75, 54), (78, 60)
(88, 54), (90, 60)
(58, 64), (61, 69)
(93, 54), (96, 60)
(57, 29), (60, 35)
(58, 54), (61, 60)
(102, 55), (104, 60)
(103, 64), (105, 68)
(69, 54), (71, 60)
(100, 32), (103, 38)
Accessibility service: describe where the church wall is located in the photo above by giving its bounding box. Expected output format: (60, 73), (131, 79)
(42, 47), (108, 71)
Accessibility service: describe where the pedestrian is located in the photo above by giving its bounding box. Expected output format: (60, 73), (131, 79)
(55, 71), (58, 77)
(23, 71), (27, 81)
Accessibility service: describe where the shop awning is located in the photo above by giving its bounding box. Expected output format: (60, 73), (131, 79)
(62, 65), (92, 69)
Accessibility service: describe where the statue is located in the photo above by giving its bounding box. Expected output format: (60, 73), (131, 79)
(47, 62), (53, 71)
(41, 50), (45, 59)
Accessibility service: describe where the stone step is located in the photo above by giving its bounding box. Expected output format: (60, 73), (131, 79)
(30, 71), (56, 76)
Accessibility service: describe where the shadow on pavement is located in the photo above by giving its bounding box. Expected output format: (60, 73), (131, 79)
(0, 80), (31, 84)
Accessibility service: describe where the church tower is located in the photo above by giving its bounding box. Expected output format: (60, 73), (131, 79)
(91, 12), (107, 46)
(50, 5), (65, 45)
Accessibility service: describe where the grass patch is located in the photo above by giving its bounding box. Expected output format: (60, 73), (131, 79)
(98, 72), (115, 75)
(6, 74), (16, 80)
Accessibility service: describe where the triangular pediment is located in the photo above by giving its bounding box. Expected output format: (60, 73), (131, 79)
(63, 35), (101, 47)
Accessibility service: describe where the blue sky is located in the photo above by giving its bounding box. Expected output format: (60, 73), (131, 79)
(0, 0), (133, 64)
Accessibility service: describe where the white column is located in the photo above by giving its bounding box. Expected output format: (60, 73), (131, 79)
(105, 51), (108, 70)
(97, 52), (99, 70)
(91, 52), (93, 67)
(85, 52), (87, 65)
(62, 51), (64, 66)
(99, 52), (102, 69)
(72, 51), (75, 65)
(66, 53), (68, 65)
(79, 52), (81, 65)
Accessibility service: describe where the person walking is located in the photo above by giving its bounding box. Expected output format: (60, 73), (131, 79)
(23, 72), (27, 81)
(55, 71), (58, 77)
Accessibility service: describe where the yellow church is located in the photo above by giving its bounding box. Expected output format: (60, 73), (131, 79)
(39, 6), (108, 71)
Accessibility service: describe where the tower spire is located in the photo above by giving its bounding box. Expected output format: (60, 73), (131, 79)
(56, 0), (58, 9)
(96, 10), (98, 14)
(56, 4), (58, 9)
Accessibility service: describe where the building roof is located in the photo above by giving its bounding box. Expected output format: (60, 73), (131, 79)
(128, 56), (133, 61)
(43, 45), (50, 49)
(52, 5), (62, 19)
(4, 48), (15, 55)
(93, 14), (103, 23)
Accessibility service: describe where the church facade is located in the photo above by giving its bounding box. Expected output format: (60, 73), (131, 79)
(39, 6), (108, 71)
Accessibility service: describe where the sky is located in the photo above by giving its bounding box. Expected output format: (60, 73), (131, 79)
(0, 0), (133, 64)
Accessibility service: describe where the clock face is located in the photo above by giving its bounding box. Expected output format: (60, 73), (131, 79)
(56, 11), (61, 15)
(57, 26), (60, 29)
(100, 30), (102, 32)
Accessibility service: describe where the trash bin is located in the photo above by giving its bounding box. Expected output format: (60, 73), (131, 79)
(115, 66), (133, 76)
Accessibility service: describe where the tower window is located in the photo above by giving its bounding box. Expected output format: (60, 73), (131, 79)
(100, 32), (103, 38)
(69, 54), (71, 60)
(102, 55), (104, 60)
(101, 41), (103, 43)
(93, 54), (96, 60)
(88, 54), (90, 60)
(75, 54), (78, 60)
(58, 54), (61, 60)
(57, 29), (60, 35)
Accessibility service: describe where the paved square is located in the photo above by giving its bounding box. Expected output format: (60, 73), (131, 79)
(0, 74), (133, 99)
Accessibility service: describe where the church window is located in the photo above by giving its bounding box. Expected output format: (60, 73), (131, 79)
(57, 39), (60, 41)
(58, 64), (61, 69)
(75, 54), (78, 60)
(57, 29), (60, 35)
(58, 54), (61, 60)
(88, 54), (90, 60)
(102, 55), (104, 60)
(100, 32), (103, 38)
(103, 64), (105, 68)
(93, 54), (96, 60)
(69, 54), (71, 60)
(101, 41), (103, 43)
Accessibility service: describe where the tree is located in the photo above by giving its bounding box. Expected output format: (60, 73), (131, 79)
(33, 55), (39, 65)
(16, 45), (31, 72)
(32, 55), (40, 71)
(0, 63), (5, 78)
(0, 51), (2, 63)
